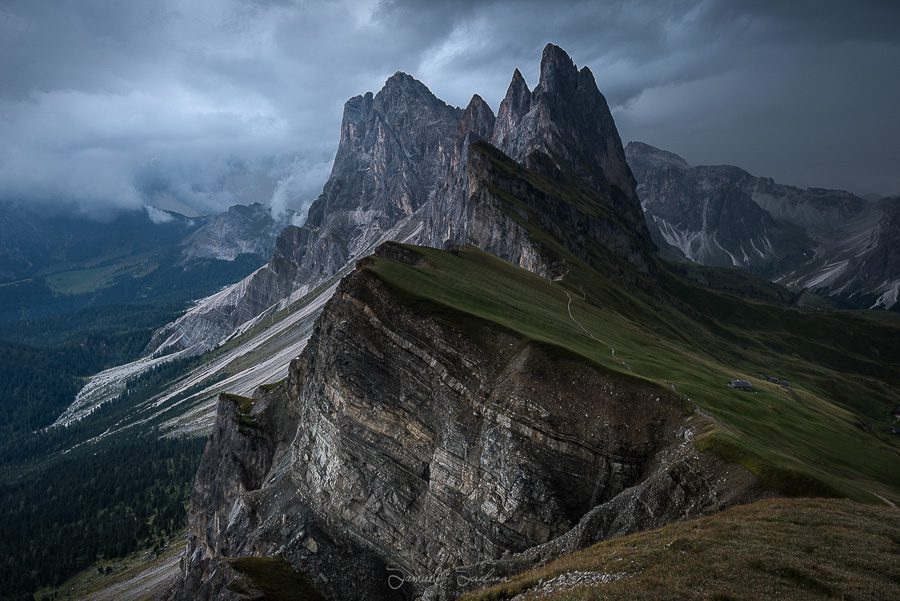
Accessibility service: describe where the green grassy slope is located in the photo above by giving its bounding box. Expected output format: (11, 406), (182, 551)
(462, 497), (899, 601)
(362, 243), (900, 504)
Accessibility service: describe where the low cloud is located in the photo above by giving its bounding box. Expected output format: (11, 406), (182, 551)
(145, 205), (174, 224)
(269, 156), (334, 222)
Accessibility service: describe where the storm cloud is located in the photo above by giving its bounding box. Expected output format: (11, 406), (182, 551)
(1, 0), (898, 219)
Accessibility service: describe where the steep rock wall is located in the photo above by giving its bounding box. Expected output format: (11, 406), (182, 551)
(170, 246), (759, 600)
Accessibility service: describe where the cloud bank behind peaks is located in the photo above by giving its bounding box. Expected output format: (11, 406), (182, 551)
(0, 0), (898, 219)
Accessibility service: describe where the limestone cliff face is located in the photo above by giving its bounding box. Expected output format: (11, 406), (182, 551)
(422, 44), (655, 275)
(170, 244), (759, 601)
(149, 73), (463, 357)
(627, 141), (897, 308)
(421, 94), (496, 247)
(464, 141), (656, 279)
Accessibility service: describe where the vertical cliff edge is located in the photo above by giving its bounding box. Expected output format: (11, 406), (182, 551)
(169, 243), (761, 600)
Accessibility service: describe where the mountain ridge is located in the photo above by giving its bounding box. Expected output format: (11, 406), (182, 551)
(49, 43), (653, 435)
(626, 141), (896, 308)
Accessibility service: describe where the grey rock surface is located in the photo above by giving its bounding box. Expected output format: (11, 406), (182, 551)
(165, 45), (767, 601)
(627, 141), (898, 308)
(180, 202), (292, 263)
(425, 44), (655, 275)
(148, 72), (462, 357)
(168, 250), (759, 600)
(421, 93), (496, 248)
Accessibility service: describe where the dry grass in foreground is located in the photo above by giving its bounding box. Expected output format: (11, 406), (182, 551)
(463, 498), (899, 601)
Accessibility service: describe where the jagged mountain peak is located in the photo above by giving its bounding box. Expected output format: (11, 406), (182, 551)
(625, 141), (690, 171)
(493, 44), (636, 193)
(465, 92), (490, 111)
(384, 70), (422, 87)
(537, 42), (579, 94)
(460, 93), (496, 134)
(420, 43), (657, 270)
(498, 69), (531, 119)
(534, 44), (603, 107)
(508, 67), (530, 94)
(338, 71), (458, 151)
(387, 69), (413, 79)
(378, 70), (447, 107)
(504, 68), (531, 107)
(488, 43), (651, 261)
(493, 68), (532, 149)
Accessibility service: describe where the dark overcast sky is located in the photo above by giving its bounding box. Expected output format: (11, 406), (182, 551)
(1, 0), (898, 218)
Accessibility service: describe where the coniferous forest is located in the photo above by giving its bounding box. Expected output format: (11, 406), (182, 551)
(0, 304), (207, 600)
(0, 435), (203, 600)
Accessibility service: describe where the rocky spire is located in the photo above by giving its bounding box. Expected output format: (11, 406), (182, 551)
(419, 94), (496, 247)
(458, 93), (496, 141)
(536, 43), (579, 95)
(489, 43), (650, 247)
(492, 69), (531, 151)
(459, 43), (657, 274)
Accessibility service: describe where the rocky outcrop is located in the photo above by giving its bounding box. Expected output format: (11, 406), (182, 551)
(421, 94), (496, 247)
(169, 245), (759, 601)
(465, 141), (655, 279)
(148, 72), (463, 357)
(491, 45), (651, 257)
(425, 44), (654, 275)
(180, 203), (293, 263)
(627, 141), (896, 308)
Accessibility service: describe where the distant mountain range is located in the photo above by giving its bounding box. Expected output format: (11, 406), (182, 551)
(626, 141), (899, 309)
(0, 202), (294, 321)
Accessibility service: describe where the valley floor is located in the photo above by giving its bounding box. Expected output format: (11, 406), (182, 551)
(36, 537), (182, 601)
